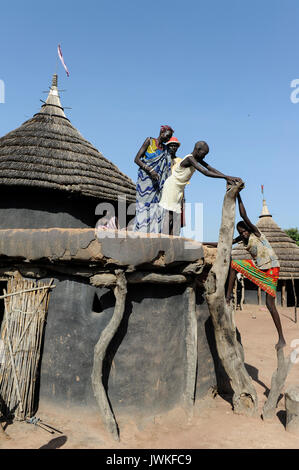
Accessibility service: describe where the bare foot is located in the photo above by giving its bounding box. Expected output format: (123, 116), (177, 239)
(275, 338), (286, 351)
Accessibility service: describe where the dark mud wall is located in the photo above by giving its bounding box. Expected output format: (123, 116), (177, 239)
(38, 276), (218, 417)
(0, 187), (103, 228)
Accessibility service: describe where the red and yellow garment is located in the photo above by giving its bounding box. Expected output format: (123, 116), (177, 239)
(231, 259), (279, 298)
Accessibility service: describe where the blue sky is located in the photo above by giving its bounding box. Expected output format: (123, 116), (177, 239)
(0, 0), (298, 240)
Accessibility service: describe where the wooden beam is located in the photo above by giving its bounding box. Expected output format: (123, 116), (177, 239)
(291, 276), (297, 323)
(127, 272), (188, 284)
(90, 272), (189, 287)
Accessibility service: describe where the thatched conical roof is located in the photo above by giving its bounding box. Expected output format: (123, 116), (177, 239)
(232, 199), (299, 279)
(0, 74), (136, 203)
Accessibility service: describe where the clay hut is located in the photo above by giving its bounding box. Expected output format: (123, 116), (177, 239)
(232, 198), (299, 307)
(0, 74), (220, 438)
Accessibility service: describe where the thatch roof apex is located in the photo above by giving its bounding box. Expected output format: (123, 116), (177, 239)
(259, 198), (271, 218)
(36, 73), (67, 120)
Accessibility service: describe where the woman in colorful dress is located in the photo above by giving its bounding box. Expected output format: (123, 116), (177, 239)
(226, 192), (286, 350)
(133, 125), (174, 233)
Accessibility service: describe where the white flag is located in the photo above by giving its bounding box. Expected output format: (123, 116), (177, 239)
(57, 44), (70, 77)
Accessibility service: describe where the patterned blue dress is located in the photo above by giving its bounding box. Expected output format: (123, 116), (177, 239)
(134, 138), (171, 233)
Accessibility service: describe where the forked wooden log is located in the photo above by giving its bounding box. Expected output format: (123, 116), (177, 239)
(204, 182), (258, 416)
(262, 348), (294, 420)
(91, 270), (127, 441)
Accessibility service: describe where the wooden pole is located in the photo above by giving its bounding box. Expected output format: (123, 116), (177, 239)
(3, 290), (24, 415)
(281, 280), (287, 308)
(0, 284), (55, 300)
(240, 277), (244, 311)
(291, 276), (297, 324)
(90, 272), (189, 287)
(258, 287), (262, 306)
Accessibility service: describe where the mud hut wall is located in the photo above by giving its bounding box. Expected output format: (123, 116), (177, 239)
(36, 275), (218, 417)
(0, 187), (120, 229)
(194, 297), (218, 399)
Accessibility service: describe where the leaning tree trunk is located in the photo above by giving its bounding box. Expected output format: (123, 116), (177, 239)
(204, 182), (258, 416)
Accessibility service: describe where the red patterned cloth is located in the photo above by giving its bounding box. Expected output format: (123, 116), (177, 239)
(231, 259), (280, 298)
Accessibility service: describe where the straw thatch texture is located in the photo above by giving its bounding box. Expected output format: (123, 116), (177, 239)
(0, 76), (136, 203)
(232, 215), (299, 280)
(0, 278), (54, 420)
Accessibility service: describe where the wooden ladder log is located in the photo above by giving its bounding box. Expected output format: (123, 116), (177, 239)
(205, 182), (258, 416)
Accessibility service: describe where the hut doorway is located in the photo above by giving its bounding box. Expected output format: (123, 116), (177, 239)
(286, 279), (299, 307)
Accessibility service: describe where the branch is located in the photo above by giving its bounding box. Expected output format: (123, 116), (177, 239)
(91, 270), (127, 440)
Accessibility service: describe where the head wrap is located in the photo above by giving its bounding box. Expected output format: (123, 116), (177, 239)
(166, 136), (180, 147)
(160, 125), (174, 133)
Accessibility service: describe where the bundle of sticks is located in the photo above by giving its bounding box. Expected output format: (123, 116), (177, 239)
(0, 278), (54, 420)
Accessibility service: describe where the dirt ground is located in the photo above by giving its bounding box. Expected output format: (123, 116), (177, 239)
(1, 303), (299, 450)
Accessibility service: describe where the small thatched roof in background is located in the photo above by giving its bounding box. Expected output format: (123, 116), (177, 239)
(0, 74), (136, 203)
(232, 199), (299, 279)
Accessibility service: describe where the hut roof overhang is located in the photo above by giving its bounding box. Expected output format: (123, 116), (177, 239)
(0, 228), (204, 271)
(232, 199), (299, 279)
(0, 74), (136, 203)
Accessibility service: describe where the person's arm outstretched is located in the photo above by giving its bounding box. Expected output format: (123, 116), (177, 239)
(237, 193), (260, 237)
(183, 155), (242, 185)
(200, 160), (243, 184)
(134, 138), (159, 181)
(203, 235), (242, 248)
